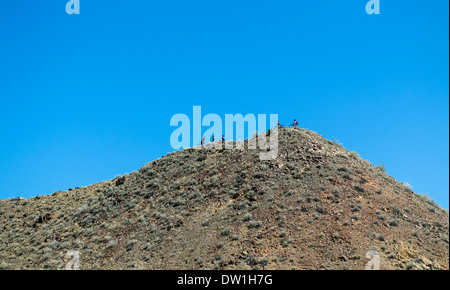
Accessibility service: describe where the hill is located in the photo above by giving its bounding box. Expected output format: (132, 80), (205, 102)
(0, 127), (448, 270)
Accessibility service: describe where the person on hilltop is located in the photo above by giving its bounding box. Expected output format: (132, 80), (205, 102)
(293, 119), (299, 127)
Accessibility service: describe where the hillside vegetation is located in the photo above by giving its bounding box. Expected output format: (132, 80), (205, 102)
(0, 128), (448, 270)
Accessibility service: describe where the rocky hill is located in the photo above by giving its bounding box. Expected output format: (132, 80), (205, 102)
(0, 127), (448, 270)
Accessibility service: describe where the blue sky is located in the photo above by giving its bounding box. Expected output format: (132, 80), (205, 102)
(0, 1), (448, 208)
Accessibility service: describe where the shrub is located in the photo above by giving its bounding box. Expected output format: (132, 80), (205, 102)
(248, 221), (262, 229)
(75, 205), (88, 217)
(231, 235), (240, 241)
(389, 218), (399, 227)
(242, 213), (252, 222)
(349, 151), (360, 159)
(350, 204), (362, 212)
(284, 190), (295, 197)
(282, 238), (294, 248)
(354, 185), (364, 193)
(107, 240), (118, 249)
(377, 213), (386, 221)
(253, 172), (264, 179)
(406, 262), (415, 270)
(343, 174), (352, 180)
(74, 240), (83, 249)
(125, 240), (137, 251)
(401, 182), (413, 192)
(332, 187), (340, 198)
(59, 241), (71, 249)
(197, 155), (207, 162)
(376, 164), (386, 172)
(0, 262), (9, 270)
(351, 214), (359, 220)
(144, 243), (156, 251)
(316, 206), (326, 214)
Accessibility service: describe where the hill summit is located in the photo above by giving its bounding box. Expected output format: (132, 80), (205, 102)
(0, 127), (448, 270)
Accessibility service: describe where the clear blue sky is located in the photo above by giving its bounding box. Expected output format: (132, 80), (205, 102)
(0, 1), (448, 208)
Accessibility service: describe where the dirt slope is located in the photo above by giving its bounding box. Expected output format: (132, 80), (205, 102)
(0, 127), (448, 270)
